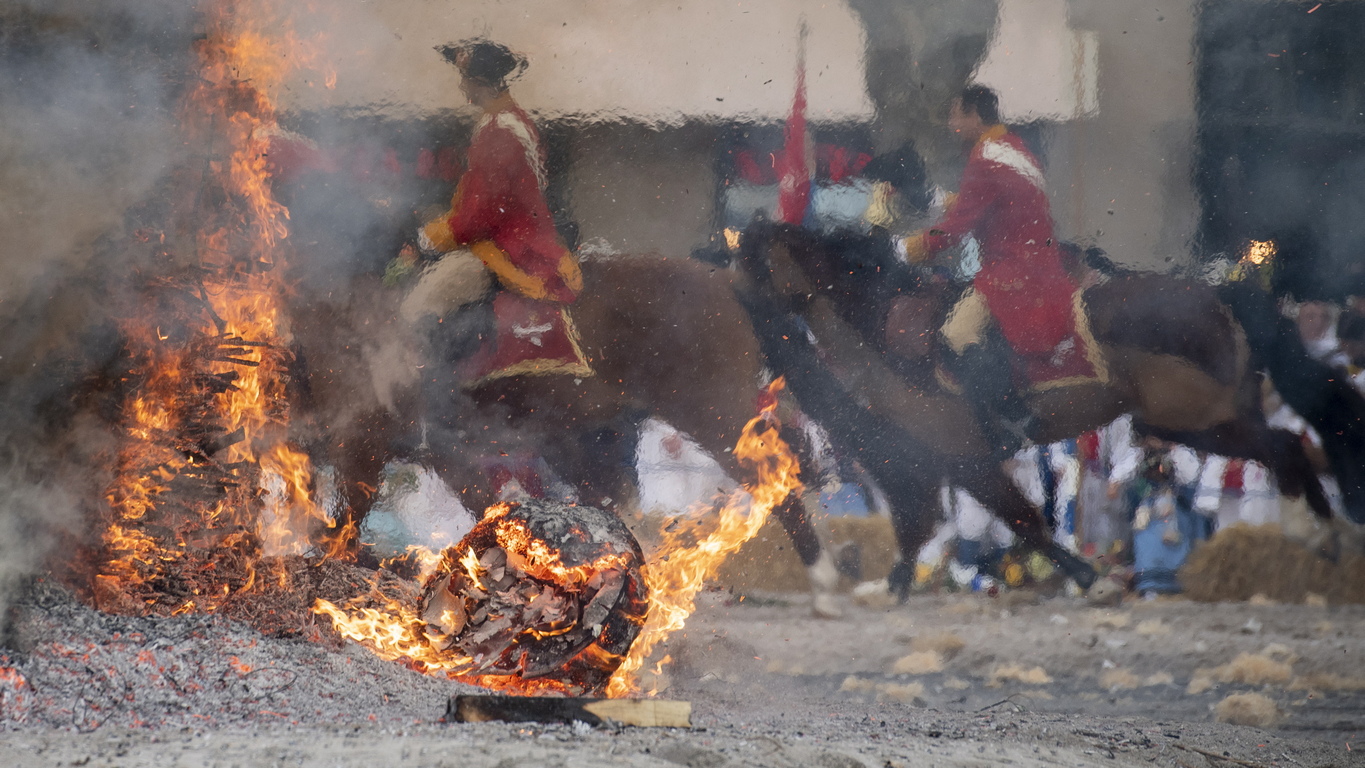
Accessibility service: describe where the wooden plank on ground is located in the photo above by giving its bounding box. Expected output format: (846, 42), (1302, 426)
(447, 695), (691, 728)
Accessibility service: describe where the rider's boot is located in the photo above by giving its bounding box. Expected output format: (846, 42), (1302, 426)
(949, 342), (1037, 462)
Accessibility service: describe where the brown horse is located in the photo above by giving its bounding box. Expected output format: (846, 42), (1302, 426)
(292, 254), (848, 616)
(735, 221), (1358, 594)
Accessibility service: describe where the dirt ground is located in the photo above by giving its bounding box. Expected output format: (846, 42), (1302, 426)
(2, 579), (1361, 767)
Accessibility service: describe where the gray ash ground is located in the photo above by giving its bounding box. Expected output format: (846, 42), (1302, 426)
(1, 580), (1361, 767)
(0, 578), (481, 731)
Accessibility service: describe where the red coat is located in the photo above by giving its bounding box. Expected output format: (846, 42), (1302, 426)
(425, 94), (579, 303)
(923, 126), (1077, 357)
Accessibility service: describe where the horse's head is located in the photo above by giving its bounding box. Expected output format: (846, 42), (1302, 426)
(733, 220), (819, 312)
(737, 221), (925, 314)
(736, 221), (948, 366)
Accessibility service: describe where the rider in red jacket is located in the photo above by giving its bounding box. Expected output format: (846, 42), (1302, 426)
(905, 86), (1091, 458)
(415, 39), (589, 386)
(420, 40), (581, 303)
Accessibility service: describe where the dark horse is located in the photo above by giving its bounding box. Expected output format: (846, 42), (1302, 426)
(733, 220), (1365, 594)
(294, 254), (851, 616)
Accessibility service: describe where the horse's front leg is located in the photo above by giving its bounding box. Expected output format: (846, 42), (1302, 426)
(325, 407), (405, 562)
(952, 462), (1098, 590)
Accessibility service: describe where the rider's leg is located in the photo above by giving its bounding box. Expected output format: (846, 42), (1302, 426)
(941, 289), (1036, 460)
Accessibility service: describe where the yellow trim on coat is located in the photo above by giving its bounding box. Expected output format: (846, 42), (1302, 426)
(421, 209), (458, 254)
(1027, 288), (1111, 392)
(470, 240), (550, 300)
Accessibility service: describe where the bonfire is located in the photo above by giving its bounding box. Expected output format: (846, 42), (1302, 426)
(62, 0), (804, 699)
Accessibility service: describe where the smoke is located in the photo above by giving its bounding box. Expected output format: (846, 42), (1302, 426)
(845, 0), (997, 177)
(0, 1), (198, 617)
(0, 1), (193, 320)
(0, 467), (79, 638)
(0, 0), (478, 615)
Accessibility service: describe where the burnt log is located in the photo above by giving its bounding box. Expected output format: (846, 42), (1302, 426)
(419, 500), (649, 696)
(448, 694), (690, 728)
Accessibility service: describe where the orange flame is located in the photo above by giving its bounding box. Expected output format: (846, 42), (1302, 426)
(313, 502), (639, 695)
(95, 0), (339, 613)
(313, 379), (802, 697)
(605, 378), (801, 696)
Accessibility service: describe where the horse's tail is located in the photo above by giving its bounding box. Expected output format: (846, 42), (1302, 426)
(1219, 282), (1365, 523)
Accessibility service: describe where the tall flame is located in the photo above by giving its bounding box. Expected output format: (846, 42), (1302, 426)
(95, 0), (337, 613)
(605, 378), (802, 696)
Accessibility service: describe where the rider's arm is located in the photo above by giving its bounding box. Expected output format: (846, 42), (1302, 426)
(921, 154), (996, 256)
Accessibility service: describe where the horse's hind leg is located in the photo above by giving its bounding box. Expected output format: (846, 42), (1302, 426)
(663, 402), (843, 618)
(767, 423), (846, 617)
(326, 407), (404, 561)
(882, 475), (942, 601)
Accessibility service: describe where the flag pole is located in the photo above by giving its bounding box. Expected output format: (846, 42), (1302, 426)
(777, 17), (811, 226)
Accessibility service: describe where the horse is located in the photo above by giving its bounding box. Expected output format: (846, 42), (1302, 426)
(290, 252), (849, 616)
(733, 220), (1365, 595)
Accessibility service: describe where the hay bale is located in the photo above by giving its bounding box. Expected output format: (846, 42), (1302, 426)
(891, 651), (944, 675)
(1214, 692), (1281, 727)
(911, 632), (966, 660)
(1145, 672), (1175, 686)
(714, 512), (898, 593)
(1180, 523), (1365, 604)
(988, 663), (1052, 687)
(1288, 672), (1365, 691)
(839, 675), (876, 694)
(1135, 619), (1170, 636)
(1218, 652), (1294, 686)
(875, 681), (926, 704)
(1099, 668), (1141, 690)
(1189, 647), (1296, 694)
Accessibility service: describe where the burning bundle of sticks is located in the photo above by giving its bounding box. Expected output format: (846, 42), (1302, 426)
(418, 501), (649, 696)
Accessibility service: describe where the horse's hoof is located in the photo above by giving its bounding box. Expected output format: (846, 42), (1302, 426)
(1044, 543), (1097, 591)
(851, 578), (897, 608)
(1071, 563), (1098, 592)
(812, 592), (845, 619)
(886, 560), (914, 603)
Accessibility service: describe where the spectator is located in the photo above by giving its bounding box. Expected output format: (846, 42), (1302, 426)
(941, 483), (1014, 590)
(1337, 312), (1365, 394)
(1194, 456), (1280, 529)
(1130, 439), (1205, 595)
(1076, 415), (1143, 557)
(1296, 300), (1347, 368)
(1013, 440), (1081, 552)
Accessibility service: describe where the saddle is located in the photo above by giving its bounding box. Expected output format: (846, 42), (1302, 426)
(400, 249), (594, 389)
(900, 287), (1109, 395)
(461, 291), (593, 388)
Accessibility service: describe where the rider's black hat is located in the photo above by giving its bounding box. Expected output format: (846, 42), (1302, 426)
(436, 38), (527, 89)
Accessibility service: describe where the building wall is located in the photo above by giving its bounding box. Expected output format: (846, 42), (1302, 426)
(1047, 0), (1200, 271)
(562, 122), (721, 257)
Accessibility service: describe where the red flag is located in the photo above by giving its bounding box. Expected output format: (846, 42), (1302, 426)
(777, 21), (811, 225)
